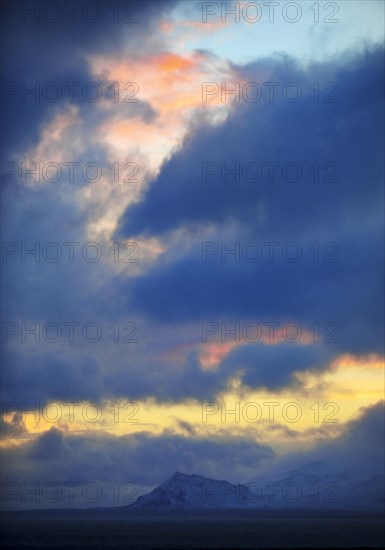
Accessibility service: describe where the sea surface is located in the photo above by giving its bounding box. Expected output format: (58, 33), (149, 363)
(1, 511), (384, 549)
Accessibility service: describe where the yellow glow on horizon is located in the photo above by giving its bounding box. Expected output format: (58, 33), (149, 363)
(3, 354), (383, 460)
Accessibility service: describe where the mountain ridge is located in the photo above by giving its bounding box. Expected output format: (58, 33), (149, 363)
(125, 462), (384, 512)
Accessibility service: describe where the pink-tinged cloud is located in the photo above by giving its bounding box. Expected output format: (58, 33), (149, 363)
(199, 341), (240, 370)
(82, 47), (246, 243)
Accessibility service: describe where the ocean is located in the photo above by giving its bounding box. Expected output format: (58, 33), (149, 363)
(1, 511), (384, 549)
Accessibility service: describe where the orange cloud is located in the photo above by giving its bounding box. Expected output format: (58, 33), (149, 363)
(156, 52), (196, 72)
(88, 48), (243, 201)
(90, 49), (239, 116)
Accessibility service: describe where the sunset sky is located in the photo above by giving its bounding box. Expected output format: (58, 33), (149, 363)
(1, 0), (384, 509)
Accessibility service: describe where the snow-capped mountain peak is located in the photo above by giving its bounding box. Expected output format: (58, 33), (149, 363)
(126, 465), (384, 512)
(127, 472), (257, 510)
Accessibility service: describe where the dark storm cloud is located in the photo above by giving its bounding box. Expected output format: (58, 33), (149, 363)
(272, 400), (385, 475)
(220, 343), (336, 391)
(2, 427), (275, 489)
(1, 0), (177, 155)
(119, 48), (383, 237)
(114, 46), (384, 388)
(1, 17), (383, 404)
(1, 344), (105, 406)
(28, 426), (67, 460)
(121, 220), (383, 365)
(0, 336), (229, 406)
(0, 411), (27, 437)
(1, 172), (382, 404)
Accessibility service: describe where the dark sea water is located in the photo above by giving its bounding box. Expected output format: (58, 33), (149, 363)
(1, 512), (384, 549)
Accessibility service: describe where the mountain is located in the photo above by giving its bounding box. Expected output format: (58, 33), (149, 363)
(248, 461), (385, 512)
(125, 464), (384, 512)
(126, 472), (257, 510)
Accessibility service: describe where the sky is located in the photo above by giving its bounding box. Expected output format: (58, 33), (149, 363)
(0, 0), (384, 509)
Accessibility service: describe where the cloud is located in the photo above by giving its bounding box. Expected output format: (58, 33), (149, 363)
(1, 0), (178, 156)
(119, 48), (384, 237)
(27, 427), (67, 460)
(220, 343), (336, 391)
(271, 400), (385, 476)
(109, 45), (384, 391)
(1, 0), (383, 421)
(1, 426), (274, 508)
(1, 412), (27, 438)
(2, 401), (383, 509)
